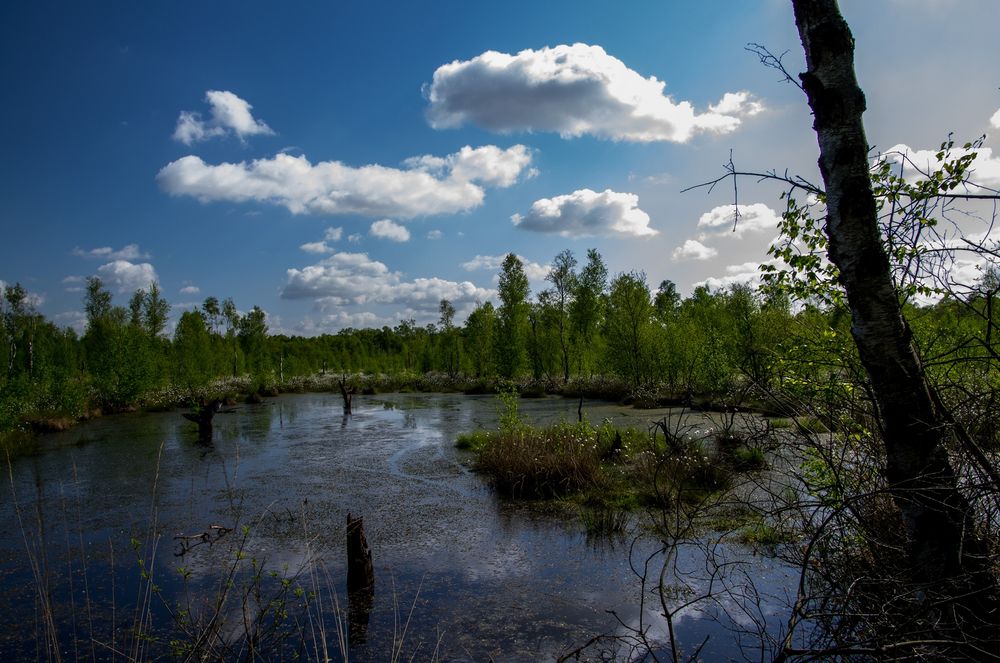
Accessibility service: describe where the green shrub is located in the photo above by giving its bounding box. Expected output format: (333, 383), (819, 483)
(738, 518), (791, 547)
(455, 430), (491, 451)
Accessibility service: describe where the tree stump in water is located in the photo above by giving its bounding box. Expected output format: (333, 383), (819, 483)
(346, 513), (374, 644)
(182, 399), (222, 442)
(339, 376), (355, 414)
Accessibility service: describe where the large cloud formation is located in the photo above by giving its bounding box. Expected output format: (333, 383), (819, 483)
(157, 144), (532, 218)
(511, 188), (656, 237)
(426, 43), (762, 143)
(96, 260), (158, 293)
(282, 251), (494, 311)
(173, 90), (274, 145)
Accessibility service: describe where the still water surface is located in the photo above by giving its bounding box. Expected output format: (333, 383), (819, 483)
(1, 393), (796, 661)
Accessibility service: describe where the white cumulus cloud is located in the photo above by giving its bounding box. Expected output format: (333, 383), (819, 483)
(172, 90), (274, 145)
(96, 260), (158, 293)
(179, 285), (200, 295)
(695, 260), (778, 291)
(324, 227), (343, 241)
(460, 254), (551, 282)
(990, 107), (1000, 129)
(403, 144), (532, 187)
(282, 251), (494, 311)
(427, 230), (443, 240)
(426, 43), (762, 143)
(696, 203), (781, 238)
(369, 219), (411, 242)
(300, 241), (335, 254)
(511, 189), (656, 238)
(708, 91), (764, 117)
(63, 275), (84, 292)
(671, 240), (718, 261)
(157, 144), (532, 219)
(294, 311), (388, 334)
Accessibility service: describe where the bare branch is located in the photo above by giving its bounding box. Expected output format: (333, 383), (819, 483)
(746, 43), (803, 90)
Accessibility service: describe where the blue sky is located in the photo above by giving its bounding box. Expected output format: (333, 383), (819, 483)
(3, 0), (1000, 334)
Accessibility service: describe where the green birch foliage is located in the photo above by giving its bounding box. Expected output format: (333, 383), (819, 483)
(570, 249), (608, 376)
(762, 136), (986, 306)
(604, 271), (654, 389)
(173, 310), (214, 392)
(495, 253), (530, 378)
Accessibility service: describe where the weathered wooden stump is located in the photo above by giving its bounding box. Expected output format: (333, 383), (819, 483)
(339, 377), (355, 415)
(182, 399), (222, 442)
(346, 513), (374, 644)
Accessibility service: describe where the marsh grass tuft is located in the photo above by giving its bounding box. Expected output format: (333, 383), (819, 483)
(470, 391), (651, 499)
(581, 507), (630, 542)
(729, 446), (766, 470)
(454, 430), (490, 451)
(795, 414), (829, 434)
(635, 442), (735, 508)
(475, 422), (606, 498)
(737, 518), (793, 548)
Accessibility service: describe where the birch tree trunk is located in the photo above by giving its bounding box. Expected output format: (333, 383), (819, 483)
(791, 0), (989, 587)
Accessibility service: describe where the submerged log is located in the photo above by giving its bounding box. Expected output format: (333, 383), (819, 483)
(346, 513), (374, 644)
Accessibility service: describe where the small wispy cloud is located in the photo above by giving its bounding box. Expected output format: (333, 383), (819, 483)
(172, 90), (274, 145)
(369, 219), (411, 242)
(73, 243), (149, 261)
(300, 241), (335, 254)
(671, 239), (717, 261)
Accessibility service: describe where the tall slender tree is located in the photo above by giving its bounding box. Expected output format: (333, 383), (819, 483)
(142, 283), (170, 339)
(464, 301), (496, 378)
(604, 271), (653, 389)
(222, 297), (240, 377)
(569, 249), (608, 377)
(792, 0), (991, 590)
(438, 298), (459, 377)
(495, 253), (530, 378)
(546, 249), (577, 383)
(202, 296), (221, 334)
